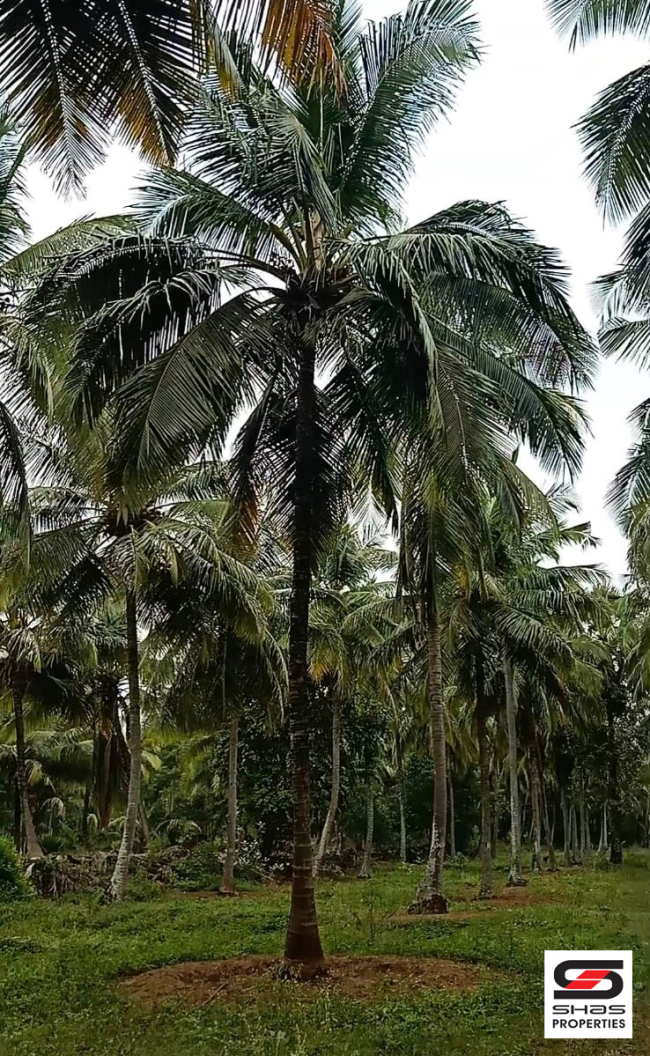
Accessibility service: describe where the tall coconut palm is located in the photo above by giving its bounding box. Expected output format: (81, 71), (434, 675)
(28, 0), (596, 967)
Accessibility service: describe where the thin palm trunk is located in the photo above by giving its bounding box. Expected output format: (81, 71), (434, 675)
(414, 604), (448, 914)
(607, 708), (623, 865)
(503, 657), (524, 885)
(599, 802), (608, 852)
(579, 794), (589, 860)
(13, 780), (20, 851)
(314, 693), (342, 877)
(358, 787), (374, 879)
(536, 733), (556, 870)
(492, 764), (500, 852)
(570, 802), (581, 864)
(585, 805), (592, 854)
(447, 758), (456, 859)
(13, 678), (43, 859)
(561, 787), (571, 866)
(397, 737), (407, 863)
(476, 652), (493, 899)
(82, 784), (91, 844)
(107, 588), (142, 902)
(220, 714), (239, 894)
(530, 752), (542, 874)
(283, 336), (325, 972)
(83, 715), (98, 845)
(477, 708), (493, 899)
(139, 803), (151, 849)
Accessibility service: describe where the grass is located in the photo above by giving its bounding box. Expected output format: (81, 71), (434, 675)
(1, 850), (649, 1056)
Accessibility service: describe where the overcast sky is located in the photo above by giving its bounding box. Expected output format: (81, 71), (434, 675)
(23, 0), (650, 578)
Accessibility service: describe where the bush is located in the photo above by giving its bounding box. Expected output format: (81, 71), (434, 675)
(170, 839), (264, 890)
(0, 836), (31, 902)
(171, 842), (223, 891)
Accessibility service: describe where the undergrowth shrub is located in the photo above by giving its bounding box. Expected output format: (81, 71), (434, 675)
(0, 836), (31, 902)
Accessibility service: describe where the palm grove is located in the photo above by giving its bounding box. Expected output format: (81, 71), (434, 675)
(0, 0), (648, 976)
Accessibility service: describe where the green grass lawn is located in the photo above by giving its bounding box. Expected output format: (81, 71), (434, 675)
(1, 852), (649, 1056)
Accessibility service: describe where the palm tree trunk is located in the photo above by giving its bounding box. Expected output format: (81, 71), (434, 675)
(477, 708), (493, 899)
(561, 787), (571, 865)
(220, 714), (238, 895)
(397, 738), (407, 864)
(536, 733), (556, 870)
(579, 795), (588, 859)
(530, 753), (542, 874)
(585, 805), (592, 854)
(414, 605), (448, 914)
(571, 802), (581, 864)
(283, 335), (325, 973)
(107, 588), (142, 902)
(13, 678), (43, 859)
(503, 657), (524, 885)
(358, 787), (374, 879)
(476, 651), (493, 899)
(607, 707), (623, 865)
(139, 804), (151, 849)
(314, 693), (342, 877)
(13, 781), (20, 851)
(447, 758), (456, 859)
(492, 765), (500, 853)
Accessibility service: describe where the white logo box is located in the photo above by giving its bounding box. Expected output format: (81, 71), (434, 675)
(544, 950), (633, 1039)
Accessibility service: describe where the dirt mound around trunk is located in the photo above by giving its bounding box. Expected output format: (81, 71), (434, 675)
(122, 955), (492, 1006)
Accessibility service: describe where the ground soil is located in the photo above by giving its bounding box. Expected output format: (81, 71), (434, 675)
(122, 955), (493, 1007)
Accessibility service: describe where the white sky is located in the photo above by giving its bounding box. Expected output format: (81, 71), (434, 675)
(23, 0), (650, 579)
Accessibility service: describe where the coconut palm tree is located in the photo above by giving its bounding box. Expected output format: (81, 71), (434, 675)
(469, 490), (604, 884)
(548, 0), (650, 550)
(26, 0), (597, 967)
(144, 558), (285, 894)
(548, 0), (650, 224)
(26, 433), (268, 899)
(310, 524), (396, 877)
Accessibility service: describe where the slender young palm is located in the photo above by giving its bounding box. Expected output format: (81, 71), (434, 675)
(31, 0), (596, 967)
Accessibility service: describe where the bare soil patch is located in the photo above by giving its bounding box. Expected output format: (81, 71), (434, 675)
(122, 955), (492, 1007)
(391, 887), (561, 924)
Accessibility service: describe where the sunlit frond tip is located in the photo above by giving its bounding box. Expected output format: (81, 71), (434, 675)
(214, 0), (337, 81)
(546, 0), (650, 49)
